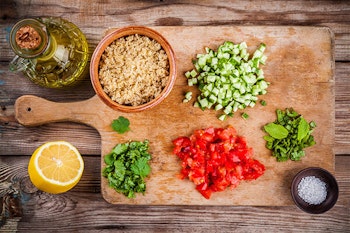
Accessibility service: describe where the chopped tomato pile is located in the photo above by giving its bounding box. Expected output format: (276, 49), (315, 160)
(172, 126), (265, 199)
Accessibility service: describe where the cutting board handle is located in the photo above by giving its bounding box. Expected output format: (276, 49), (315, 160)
(14, 95), (101, 127)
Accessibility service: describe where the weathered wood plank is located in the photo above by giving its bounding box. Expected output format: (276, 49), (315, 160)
(0, 1), (349, 61)
(335, 62), (350, 155)
(0, 155), (348, 232)
(7, 0), (350, 25)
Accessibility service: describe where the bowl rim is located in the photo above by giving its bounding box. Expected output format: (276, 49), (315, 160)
(290, 167), (339, 214)
(90, 25), (177, 112)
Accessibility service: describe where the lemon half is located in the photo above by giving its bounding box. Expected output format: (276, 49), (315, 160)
(28, 141), (84, 194)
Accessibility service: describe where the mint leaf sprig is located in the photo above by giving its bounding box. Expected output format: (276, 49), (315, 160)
(263, 108), (316, 162)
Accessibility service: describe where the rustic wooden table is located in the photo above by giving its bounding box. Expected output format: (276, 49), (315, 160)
(0, 1), (349, 232)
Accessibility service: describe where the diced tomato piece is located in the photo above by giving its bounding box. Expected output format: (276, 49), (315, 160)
(197, 189), (212, 199)
(172, 137), (191, 155)
(242, 159), (265, 180)
(172, 126), (265, 199)
(172, 136), (191, 147)
(216, 127), (234, 141)
(227, 172), (241, 189)
(204, 127), (215, 135)
(202, 132), (214, 142)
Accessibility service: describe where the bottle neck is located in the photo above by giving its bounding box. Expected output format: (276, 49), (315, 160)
(10, 18), (50, 59)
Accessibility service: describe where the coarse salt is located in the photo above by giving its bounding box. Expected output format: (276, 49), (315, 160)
(297, 176), (327, 205)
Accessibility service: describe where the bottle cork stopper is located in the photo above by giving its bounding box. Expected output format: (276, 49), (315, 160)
(15, 25), (42, 49)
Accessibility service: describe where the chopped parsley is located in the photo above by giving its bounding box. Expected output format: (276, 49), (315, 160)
(260, 100), (267, 106)
(102, 140), (152, 198)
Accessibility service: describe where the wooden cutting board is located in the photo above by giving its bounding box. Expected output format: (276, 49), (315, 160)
(15, 26), (335, 206)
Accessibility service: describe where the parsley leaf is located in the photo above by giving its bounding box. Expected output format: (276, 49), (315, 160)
(112, 143), (129, 155)
(131, 157), (151, 178)
(111, 116), (130, 134)
(114, 160), (126, 180)
(104, 152), (114, 165)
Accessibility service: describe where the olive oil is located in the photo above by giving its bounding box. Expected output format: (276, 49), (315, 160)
(9, 17), (89, 88)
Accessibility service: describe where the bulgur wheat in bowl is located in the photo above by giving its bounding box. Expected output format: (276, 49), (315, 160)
(90, 26), (176, 112)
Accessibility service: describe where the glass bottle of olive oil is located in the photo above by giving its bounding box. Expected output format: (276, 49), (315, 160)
(9, 17), (89, 88)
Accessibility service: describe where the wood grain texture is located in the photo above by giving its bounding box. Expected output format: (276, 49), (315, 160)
(335, 62), (350, 155)
(0, 155), (349, 232)
(0, 0), (349, 231)
(0, 1), (349, 61)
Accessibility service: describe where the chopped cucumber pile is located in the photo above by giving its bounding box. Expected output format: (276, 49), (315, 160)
(184, 41), (269, 120)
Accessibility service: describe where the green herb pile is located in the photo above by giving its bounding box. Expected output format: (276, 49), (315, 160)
(184, 41), (269, 121)
(263, 108), (317, 161)
(102, 140), (152, 198)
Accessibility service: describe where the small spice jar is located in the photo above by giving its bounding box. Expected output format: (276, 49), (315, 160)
(9, 17), (89, 88)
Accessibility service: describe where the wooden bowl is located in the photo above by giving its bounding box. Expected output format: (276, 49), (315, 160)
(90, 26), (176, 112)
(291, 167), (338, 214)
